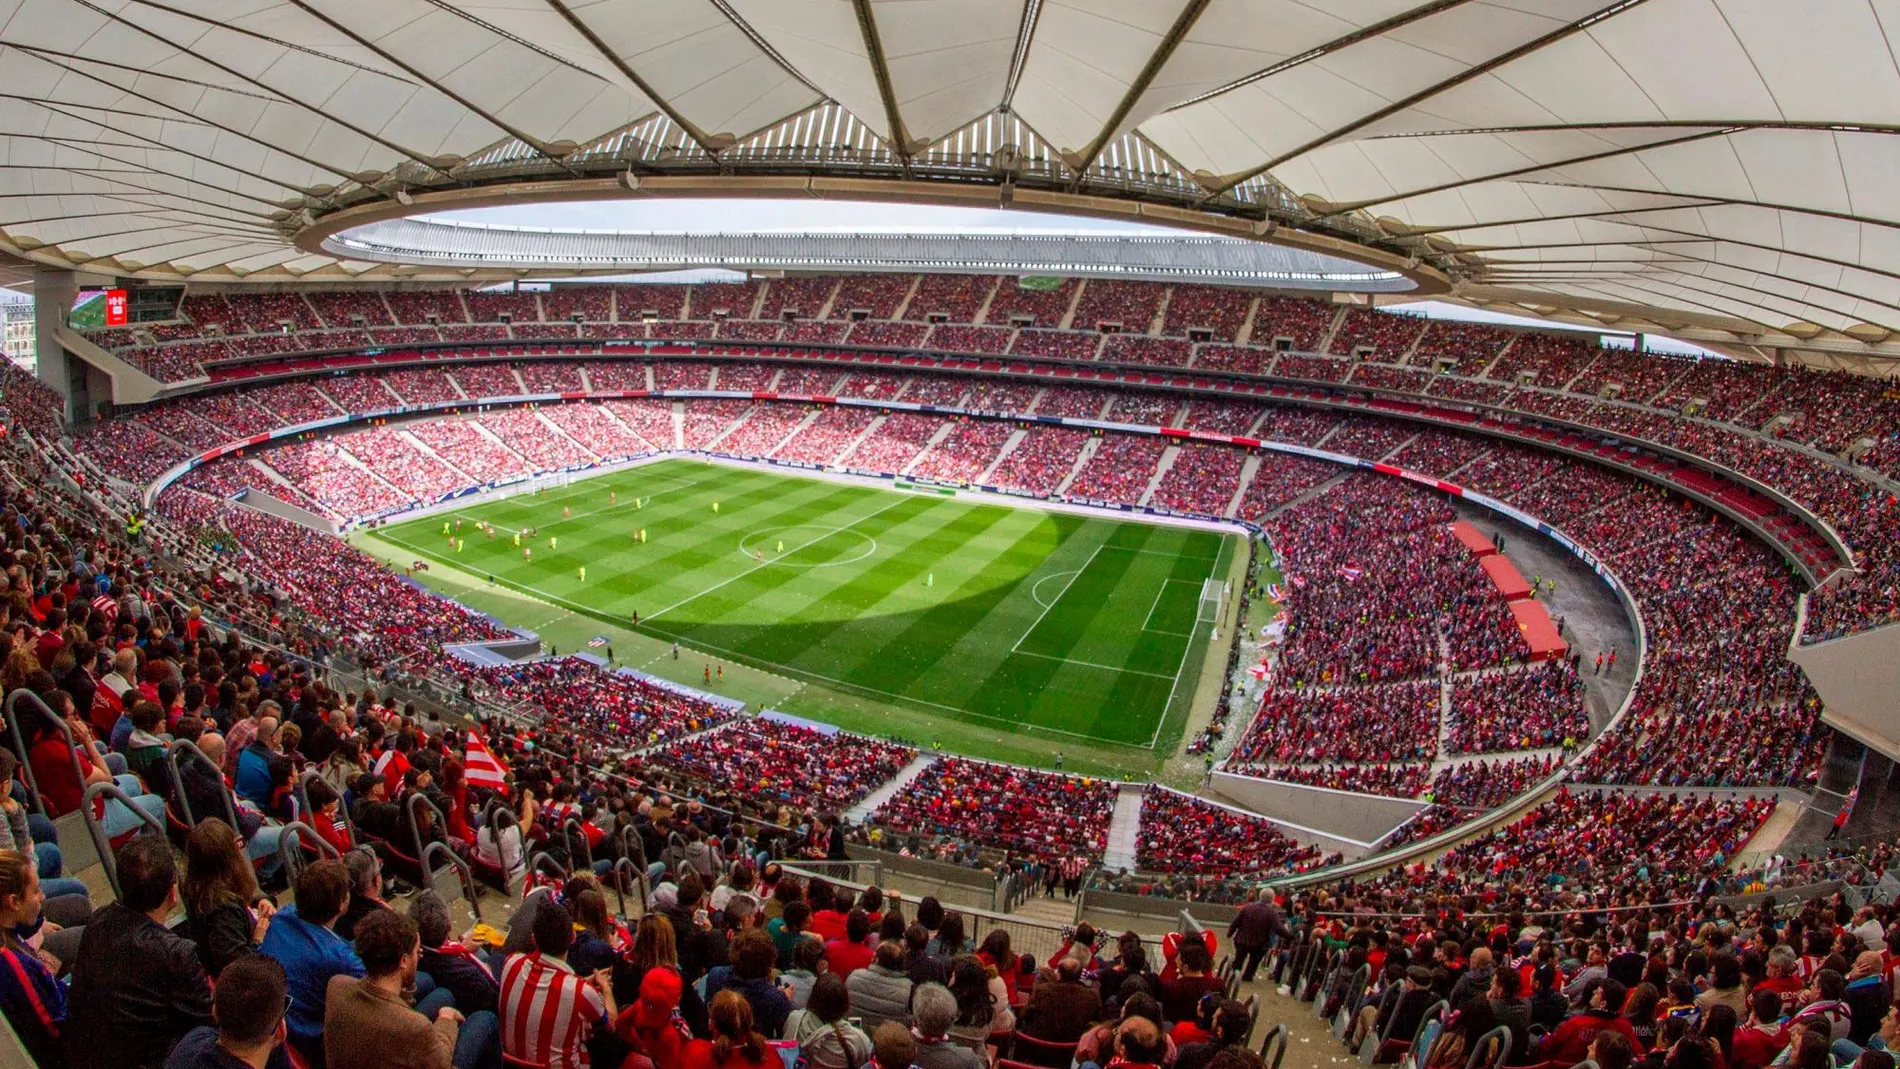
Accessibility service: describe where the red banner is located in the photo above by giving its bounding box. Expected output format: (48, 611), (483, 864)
(103, 288), (128, 326)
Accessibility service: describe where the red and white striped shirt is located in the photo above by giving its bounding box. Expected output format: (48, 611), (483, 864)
(500, 951), (606, 1069)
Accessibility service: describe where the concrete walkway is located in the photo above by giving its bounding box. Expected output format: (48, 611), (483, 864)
(846, 752), (937, 823)
(1103, 783), (1146, 872)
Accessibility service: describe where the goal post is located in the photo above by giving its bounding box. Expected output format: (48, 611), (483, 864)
(1197, 578), (1228, 626)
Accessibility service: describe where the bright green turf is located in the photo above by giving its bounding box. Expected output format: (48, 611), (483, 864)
(377, 459), (1233, 748)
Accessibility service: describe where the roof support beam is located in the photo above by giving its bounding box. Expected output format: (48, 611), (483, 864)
(44, 4), (450, 183)
(1520, 180), (1900, 234)
(1365, 118), (1900, 140)
(1164, 0), (1480, 112)
(540, 0), (726, 155)
(1065, 0), (1213, 181)
(850, 0), (916, 162)
(1207, 0), (1657, 197)
(1397, 198), (1726, 236)
(1000, 0), (1046, 109)
(1308, 127), (1736, 220)
(278, 0), (579, 179)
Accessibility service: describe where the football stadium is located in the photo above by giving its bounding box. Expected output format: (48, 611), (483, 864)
(0, 1), (1897, 1067)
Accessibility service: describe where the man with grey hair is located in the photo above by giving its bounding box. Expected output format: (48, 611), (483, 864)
(908, 983), (984, 1069)
(413, 890), (500, 1015)
(337, 848), (395, 943)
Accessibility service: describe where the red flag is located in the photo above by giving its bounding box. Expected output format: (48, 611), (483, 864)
(465, 731), (509, 790)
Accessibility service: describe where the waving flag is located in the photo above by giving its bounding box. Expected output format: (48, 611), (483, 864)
(465, 731), (510, 790)
(587, 635), (609, 648)
(1266, 582), (1287, 601)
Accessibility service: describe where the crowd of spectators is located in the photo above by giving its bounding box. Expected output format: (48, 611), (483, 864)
(845, 322), (929, 349)
(1327, 308), (1426, 360)
(908, 420), (1015, 484)
(870, 757), (1116, 859)
(1150, 444), (1247, 516)
(828, 273), (913, 318)
(1260, 474), (1521, 685)
(479, 409), (594, 471)
(713, 406), (809, 458)
(983, 277), (1074, 327)
(542, 402), (659, 459)
(636, 719), (915, 815)
(987, 427), (1091, 496)
(1243, 761), (1431, 798)
(1134, 786), (1331, 876)
(776, 407), (879, 467)
(1011, 330), (1102, 361)
(1445, 662), (1588, 754)
(1375, 788), (1776, 898)
(1066, 436), (1169, 503)
(1161, 285), (1254, 341)
(1427, 754), (1562, 809)
(840, 413), (939, 474)
(1229, 683), (1440, 765)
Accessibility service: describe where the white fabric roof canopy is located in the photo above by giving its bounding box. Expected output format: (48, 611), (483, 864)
(0, 0), (1897, 341)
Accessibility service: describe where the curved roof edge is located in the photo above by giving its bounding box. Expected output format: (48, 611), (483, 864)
(321, 217), (1414, 292)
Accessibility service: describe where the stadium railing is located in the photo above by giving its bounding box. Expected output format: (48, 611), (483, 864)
(80, 779), (167, 901)
(777, 860), (1164, 966)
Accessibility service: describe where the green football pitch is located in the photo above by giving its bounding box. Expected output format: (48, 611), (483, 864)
(376, 458), (1237, 750)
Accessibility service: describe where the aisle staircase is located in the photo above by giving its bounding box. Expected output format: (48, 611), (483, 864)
(846, 751), (937, 823)
(1103, 783), (1145, 873)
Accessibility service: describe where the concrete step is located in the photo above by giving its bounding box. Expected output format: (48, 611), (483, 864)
(1102, 783), (1145, 873)
(846, 752), (938, 823)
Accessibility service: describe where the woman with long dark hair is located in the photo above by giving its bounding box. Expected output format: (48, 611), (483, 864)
(182, 817), (275, 977)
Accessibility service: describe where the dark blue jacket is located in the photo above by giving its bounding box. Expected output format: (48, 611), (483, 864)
(256, 905), (362, 1049)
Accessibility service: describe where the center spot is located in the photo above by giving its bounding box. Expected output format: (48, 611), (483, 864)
(738, 525), (879, 568)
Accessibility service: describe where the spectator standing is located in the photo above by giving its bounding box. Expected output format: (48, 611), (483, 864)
(65, 837), (215, 1069)
(1228, 891), (1290, 983)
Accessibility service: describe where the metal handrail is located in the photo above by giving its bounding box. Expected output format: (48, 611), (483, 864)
(613, 856), (650, 920)
(615, 824), (647, 874)
(275, 820), (342, 888)
(563, 816), (594, 874)
(1466, 1026), (1512, 1069)
(1259, 1023), (1287, 1069)
(4, 689), (93, 817)
(166, 738), (240, 831)
(408, 790), (451, 866)
(81, 780), (166, 900)
(421, 841), (483, 922)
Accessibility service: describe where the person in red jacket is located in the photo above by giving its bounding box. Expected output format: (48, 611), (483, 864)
(1539, 980), (1641, 1066)
(1729, 991), (1790, 1069)
(823, 910), (875, 977)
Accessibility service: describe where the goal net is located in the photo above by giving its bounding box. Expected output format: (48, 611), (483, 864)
(1197, 578), (1228, 625)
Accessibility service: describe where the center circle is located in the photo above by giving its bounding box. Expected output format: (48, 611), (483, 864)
(737, 525), (878, 569)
